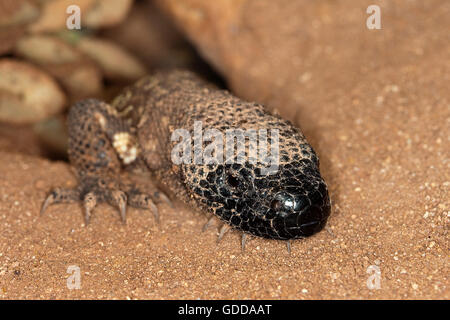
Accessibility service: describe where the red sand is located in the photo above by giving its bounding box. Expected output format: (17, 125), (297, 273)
(0, 0), (448, 299)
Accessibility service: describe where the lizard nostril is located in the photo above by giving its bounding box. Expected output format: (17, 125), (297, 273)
(270, 199), (282, 211)
(227, 174), (240, 188)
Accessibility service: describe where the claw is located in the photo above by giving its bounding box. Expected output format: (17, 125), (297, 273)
(325, 226), (335, 237)
(217, 224), (230, 243)
(148, 199), (159, 224)
(155, 191), (173, 208)
(40, 191), (56, 216)
(84, 207), (91, 225)
(202, 215), (215, 232)
(40, 188), (79, 216)
(241, 233), (247, 252)
(128, 193), (159, 223)
(83, 192), (97, 225)
(108, 190), (128, 224)
(119, 199), (127, 224)
(286, 240), (291, 254)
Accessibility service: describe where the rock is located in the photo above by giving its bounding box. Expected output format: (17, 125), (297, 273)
(0, 123), (45, 157)
(33, 116), (68, 158)
(14, 34), (84, 65)
(0, 59), (66, 124)
(14, 34), (103, 102)
(0, 0), (39, 28)
(101, 0), (199, 70)
(0, 25), (26, 55)
(83, 0), (134, 29)
(0, 0), (39, 54)
(76, 36), (147, 82)
(155, 0), (448, 121)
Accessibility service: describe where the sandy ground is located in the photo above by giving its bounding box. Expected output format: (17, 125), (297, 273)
(0, 0), (448, 299)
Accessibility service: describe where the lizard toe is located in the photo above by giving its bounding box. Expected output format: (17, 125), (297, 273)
(41, 187), (80, 216)
(127, 192), (159, 224)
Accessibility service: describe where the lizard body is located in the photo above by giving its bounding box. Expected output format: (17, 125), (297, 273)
(42, 70), (331, 241)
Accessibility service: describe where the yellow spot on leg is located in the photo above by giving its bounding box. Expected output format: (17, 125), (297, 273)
(112, 132), (139, 164)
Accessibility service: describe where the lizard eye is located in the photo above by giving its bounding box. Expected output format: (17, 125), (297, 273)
(271, 192), (296, 212)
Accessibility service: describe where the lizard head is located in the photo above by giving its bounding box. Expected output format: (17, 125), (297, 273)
(181, 122), (331, 240)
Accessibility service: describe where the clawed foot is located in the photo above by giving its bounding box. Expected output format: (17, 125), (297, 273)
(204, 217), (293, 253)
(41, 180), (171, 225)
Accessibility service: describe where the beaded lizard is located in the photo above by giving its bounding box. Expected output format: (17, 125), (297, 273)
(41, 70), (331, 248)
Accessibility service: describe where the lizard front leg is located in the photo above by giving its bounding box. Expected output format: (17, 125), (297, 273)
(41, 99), (162, 224)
